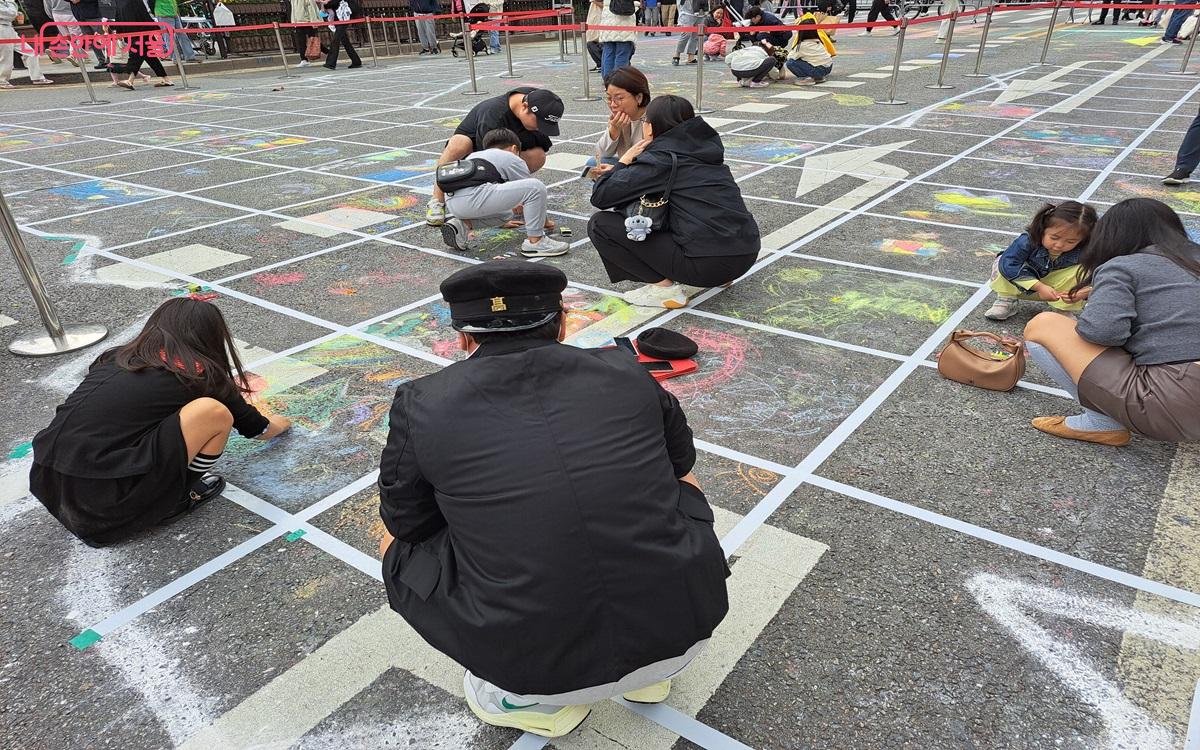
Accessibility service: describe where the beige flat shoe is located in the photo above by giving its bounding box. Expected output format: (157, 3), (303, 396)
(1031, 416), (1131, 447)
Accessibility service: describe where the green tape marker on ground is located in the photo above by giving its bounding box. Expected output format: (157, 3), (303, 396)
(7, 441), (32, 460)
(285, 529), (306, 542)
(69, 629), (102, 650)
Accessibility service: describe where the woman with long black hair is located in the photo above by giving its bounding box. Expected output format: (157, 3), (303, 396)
(30, 299), (292, 546)
(1023, 197), (1200, 445)
(588, 95), (760, 308)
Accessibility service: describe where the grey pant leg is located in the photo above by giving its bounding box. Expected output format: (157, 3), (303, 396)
(416, 15), (436, 49)
(1025, 342), (1126, 430)
(446, 178), (549, 237)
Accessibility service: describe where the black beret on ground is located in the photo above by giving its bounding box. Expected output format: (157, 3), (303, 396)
(637, 328), (699, 360)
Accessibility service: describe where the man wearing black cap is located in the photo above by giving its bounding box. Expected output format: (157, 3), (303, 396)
(426, 87), (564, 226)
(377, 261), (729, 739)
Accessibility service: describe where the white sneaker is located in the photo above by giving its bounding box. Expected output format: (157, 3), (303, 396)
(297, 59), (311, 67)
(426, 200), (446, 226)
(463, 672), (590, 738)
(858, 29), (872, 35)
(623, 282), (688, 309)
(984, 296), (1020, 321)
(737, 78), (750, 87)
(520, 236), (569, 256)
(440, 217), (474, 251)
(747, 80), (769, 88)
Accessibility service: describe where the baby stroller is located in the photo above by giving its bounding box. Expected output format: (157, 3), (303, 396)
(451, 3), (493, 57)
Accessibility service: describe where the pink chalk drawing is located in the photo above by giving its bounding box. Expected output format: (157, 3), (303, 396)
(255, 271), (307, 287)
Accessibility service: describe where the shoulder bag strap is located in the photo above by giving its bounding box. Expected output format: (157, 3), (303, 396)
(660, 152), (679, 202)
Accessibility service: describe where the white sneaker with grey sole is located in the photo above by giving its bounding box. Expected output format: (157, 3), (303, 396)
(984, 296), (1020, 321)
(623, 282), (688, 309)
(440, 217), (475, 251)
(520, 236), (569, 257)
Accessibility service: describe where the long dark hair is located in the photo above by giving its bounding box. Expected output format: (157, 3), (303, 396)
(1072, 197), (1200, 292)
(107, 298), (250, 400)
(1025, 200), (1096, 248)
(645, 94), (695, 138)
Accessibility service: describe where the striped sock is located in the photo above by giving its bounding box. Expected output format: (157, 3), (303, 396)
(187, 452), (221, 484)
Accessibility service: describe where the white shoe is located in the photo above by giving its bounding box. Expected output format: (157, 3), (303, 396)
(297, 59), (311, 67)
(737, 78), (750, 87)
(623, 282), (688, 309)
(858, 29), (872, 35)
(747, 80), (769, 88)
(520, 236), (569, 257)
(440, 216), (474, 251)
(426, 200), (446, 226)
(463, 672), (590, 738)
(984, 296), (1020, 321)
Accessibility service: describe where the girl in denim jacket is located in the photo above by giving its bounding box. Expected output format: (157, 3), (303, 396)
(985, 201), (1097, 321)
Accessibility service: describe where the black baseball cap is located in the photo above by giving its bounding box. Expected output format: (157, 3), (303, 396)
(524, 88), (564, 137)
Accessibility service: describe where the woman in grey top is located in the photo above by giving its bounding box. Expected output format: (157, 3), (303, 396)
(1024, 198), (1200, 445)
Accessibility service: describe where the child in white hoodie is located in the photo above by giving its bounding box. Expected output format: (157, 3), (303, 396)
(1, 0), (53, 87)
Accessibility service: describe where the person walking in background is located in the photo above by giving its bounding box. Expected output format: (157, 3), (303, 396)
(291, 0), (325, 66)
(659, 0), (675, 33)
(44, 0), (107, 67)
(1, 0), (54, 87)
(935, 0), (957, 41)
(114, 0), (174, 87)
(69, 0), (109, 69)
(1162, 106), (1200, 185)
(153, 0), (197, 61)
(860, 0), (897, 35)
(1092, 0), (1120, 25)
(598, 0), (637, 80)
(643, 0), (660, 34)
(672, 0), (700, 65)
(323, 0), (362, 68)
(586, 0), (603, 70)
(412, 0), (440, 53)
(486, 0), (501, 53)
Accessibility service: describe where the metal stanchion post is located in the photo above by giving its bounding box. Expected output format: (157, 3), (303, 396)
(171, 42), (193, 89)
(875, 18), (908, 105)
(366, 18), (379, 66)
(462, 18), (488, 94)
(1036, 0), (1061, 65)
(0, 189), (107, 357)
(574, 22), (600, 100)
(500, 27), (518, 77)
(963, 3), (993, 77)
(76, 53), (109, 105)
(545, 4), (572, 66)
(378, 17), (391, 55)
(925, 11), (956, 89)
(567, 8), (578, 54)
(694, 23), (713, 114)
(406, 18), (418, 54)
(1173, 21), (1199, 75)
(272, 22), (294, 78)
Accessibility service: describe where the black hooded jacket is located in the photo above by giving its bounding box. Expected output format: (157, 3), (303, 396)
(590, 117), (761, 259)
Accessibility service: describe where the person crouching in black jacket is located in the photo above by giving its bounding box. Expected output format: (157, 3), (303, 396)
(588, 95), (760, 309)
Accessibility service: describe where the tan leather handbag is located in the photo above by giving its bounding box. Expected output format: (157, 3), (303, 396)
(937, 330), (1025, 392)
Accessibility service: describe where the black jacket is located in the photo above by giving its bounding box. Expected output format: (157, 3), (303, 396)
(591, 116), (761, 259)
(115, 0), (154, 24)
(378, 338), (729, 695)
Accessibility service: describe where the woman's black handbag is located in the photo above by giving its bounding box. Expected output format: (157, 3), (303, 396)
(623, 152), (678, 242)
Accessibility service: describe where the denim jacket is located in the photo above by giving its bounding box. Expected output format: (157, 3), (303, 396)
(996, 233), (1082, 291)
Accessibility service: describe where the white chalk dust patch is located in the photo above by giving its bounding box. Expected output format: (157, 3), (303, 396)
(291, 708), (490, 750)
(969, 572), (1200, 749)
(60, 543), (219, 745)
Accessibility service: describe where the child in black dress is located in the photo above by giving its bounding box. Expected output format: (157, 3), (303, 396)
(30, 298), (292, 547)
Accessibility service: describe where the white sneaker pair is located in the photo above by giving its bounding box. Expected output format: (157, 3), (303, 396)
(623, 282), (688, 309)
(440, 216), (569, 257)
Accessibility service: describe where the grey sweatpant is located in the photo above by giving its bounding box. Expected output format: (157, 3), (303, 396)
(445, 178), (548, 238)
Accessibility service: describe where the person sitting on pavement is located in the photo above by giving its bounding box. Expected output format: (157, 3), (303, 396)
(426, 86), (564, 227)
(785, 0), (837, 85)
(588, 95), (760, 308)
(1022, 198), (1200, 446)
(437, 128), (570, 258)
(377, 261), (730, 739)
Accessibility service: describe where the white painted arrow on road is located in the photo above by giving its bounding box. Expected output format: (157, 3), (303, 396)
(992, 60), (1092, 105)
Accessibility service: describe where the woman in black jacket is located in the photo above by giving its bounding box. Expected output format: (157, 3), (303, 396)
(113, 0), (173, 88)
(323, 0), (362, 69)
(588, 95), (760, 308)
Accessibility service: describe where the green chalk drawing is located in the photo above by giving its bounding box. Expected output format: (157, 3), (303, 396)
(8, 441), (32, 459)
(69, 629), (102, 650)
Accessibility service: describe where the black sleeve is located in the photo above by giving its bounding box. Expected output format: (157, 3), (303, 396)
(378, 385), (446, 544)
(658, 382), (696, 477)
(590, 159), (670, 210)
(221, 391), (270, 438)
